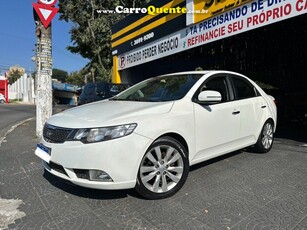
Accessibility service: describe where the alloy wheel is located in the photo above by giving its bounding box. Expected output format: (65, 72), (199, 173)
(140, 145), (184, 193)
(261, 122), (273, 149)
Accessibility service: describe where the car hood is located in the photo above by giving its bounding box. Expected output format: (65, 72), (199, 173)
(48, 100), (174, 128)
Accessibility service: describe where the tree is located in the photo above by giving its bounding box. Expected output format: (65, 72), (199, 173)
(52, 68), (68, 82)
(66, 70), (87, 85)
(7, 67), (25, 84)
(58, 0), (149, 82)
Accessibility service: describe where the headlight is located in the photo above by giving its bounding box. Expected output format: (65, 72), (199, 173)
(72, 123), (137, 143)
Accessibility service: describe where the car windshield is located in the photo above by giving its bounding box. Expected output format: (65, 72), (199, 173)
(112, 74), (203, 102)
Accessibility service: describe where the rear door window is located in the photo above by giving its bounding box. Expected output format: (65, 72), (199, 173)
(232, 77), (259, 100)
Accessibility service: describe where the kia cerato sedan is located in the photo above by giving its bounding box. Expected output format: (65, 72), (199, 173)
(35, 71), (277, 199)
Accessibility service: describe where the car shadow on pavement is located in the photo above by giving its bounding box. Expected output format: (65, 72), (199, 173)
(189, 150), (243, 172)
(42, 170), (142, 200)
(40, 120), (306, 201)
(42, 151), (245, 200)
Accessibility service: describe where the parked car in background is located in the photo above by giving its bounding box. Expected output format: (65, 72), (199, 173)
(35, 71), (277, 199)
(0, 93), (5, 104)
(77, 82), (130, 105)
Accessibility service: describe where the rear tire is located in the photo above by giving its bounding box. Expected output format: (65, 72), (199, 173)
(135, 136), (189, 199)
(254, 120), (274, 153)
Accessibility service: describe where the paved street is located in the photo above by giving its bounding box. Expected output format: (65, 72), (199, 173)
(0, 104), (36, 142)
(0, 112), (306, 229)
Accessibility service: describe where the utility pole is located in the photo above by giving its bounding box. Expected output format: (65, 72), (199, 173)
(35, 21), (53, 137)
(33, 0), (59, 137)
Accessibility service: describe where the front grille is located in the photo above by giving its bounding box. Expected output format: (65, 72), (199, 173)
(48, 161), (69, 177)
(43, 124), (74, 143)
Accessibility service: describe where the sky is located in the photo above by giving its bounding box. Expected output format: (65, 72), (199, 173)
(0, 0), (89, 76)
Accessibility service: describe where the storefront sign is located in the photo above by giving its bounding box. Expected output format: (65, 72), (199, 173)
(193, 0), (253, 24)
(119, 34), (181, 69)
(118, 0), (307, 70)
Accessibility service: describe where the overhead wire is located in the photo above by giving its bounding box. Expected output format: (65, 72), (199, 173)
(0, 31), (87, 71)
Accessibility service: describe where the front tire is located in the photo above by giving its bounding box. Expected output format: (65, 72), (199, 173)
(254, 120), (274, 153)
(135, 136), (189, 199)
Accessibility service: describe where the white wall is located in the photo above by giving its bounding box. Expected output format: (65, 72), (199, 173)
(8, 74), (35, 103)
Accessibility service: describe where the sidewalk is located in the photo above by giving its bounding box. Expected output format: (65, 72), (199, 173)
(1, 117), (307, 229)
(0, 118), (38, 229)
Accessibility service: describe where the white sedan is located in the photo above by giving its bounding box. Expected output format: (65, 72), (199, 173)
(35, 71), (277, 199)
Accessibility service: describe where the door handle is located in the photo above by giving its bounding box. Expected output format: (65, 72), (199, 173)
(232, 111), (240, 115)
(261, 105), (267, 109)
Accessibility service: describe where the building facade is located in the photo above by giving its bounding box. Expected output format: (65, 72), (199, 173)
(111, 0), (307, 91)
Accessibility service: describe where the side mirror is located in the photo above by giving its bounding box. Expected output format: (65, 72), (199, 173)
(198, 90), (222, 103)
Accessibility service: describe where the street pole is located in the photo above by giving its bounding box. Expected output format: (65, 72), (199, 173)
(35, 21), (53, 137)
(32, 0), (58, 137)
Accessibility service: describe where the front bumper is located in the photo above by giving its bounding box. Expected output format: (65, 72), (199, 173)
(37, 133), (152, 190)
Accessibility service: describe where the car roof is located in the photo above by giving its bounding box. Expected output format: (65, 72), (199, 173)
(161, 70), (245, 77)
(84, 82), (129, 86)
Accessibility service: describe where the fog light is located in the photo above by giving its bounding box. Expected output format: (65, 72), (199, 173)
(89, 170), (113, 182)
